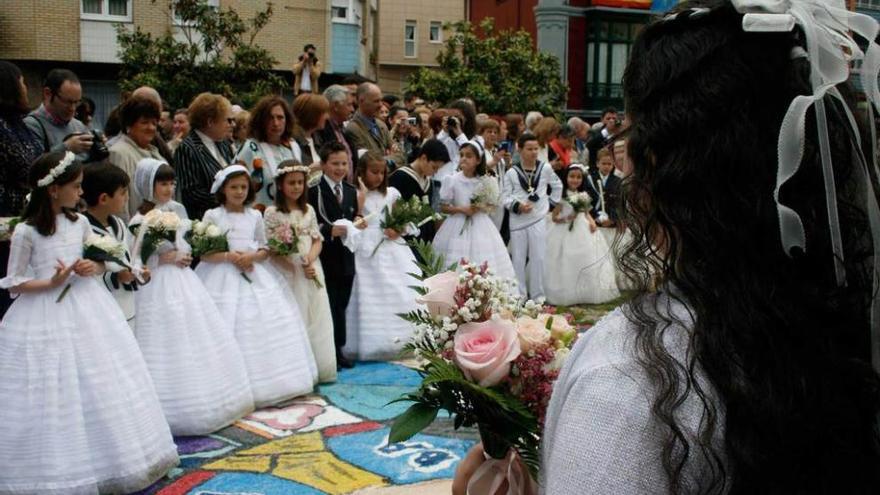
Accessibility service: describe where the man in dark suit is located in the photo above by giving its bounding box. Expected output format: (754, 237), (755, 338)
(587, 107), (622, 168)
(308, 141), (363, 369)
(315, 85), (357, 182)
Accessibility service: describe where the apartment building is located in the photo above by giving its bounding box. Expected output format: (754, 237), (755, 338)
(374, 0), (466, 96)
(0, 1), (376, 128)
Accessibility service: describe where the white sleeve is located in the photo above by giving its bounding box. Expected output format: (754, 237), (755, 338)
(254, 210), (268, 248)
(546, 166), (563, 204)
(0, 224), (34, 289)
(542, 364), (670, 494)
(439, 174), (456, 204)
(503, 169), (518, 212)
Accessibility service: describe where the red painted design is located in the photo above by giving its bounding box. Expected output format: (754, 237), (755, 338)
(156, 471), (215, 495)
(324, 421), (384, 438)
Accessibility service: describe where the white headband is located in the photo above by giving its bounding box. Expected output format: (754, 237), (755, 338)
(210, 165), (249, 193)
(37, 151), (76, 188)
(275, 164), (311, 179)
(567, 163), (587, 174)
(134, 158), (169, 203)
(463, 139), (485, 158)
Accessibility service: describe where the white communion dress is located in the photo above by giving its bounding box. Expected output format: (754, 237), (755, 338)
(130, 202), (255, 435)
(264, 204), (338, 382)
(195, 206), (318, 407)
(343, 188), (421, 361)
(432, 171), (516, 280)
(0, 214), (178, 494)
(544, 194), (620, 305)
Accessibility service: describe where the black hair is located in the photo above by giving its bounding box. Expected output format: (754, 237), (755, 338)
(448, 99), (477, 139)
(138, 163), (176, 215)
(0, 60), (27, 116)
(458, 142), (486, 177)
(75, 96), (95, 123)
(601, 106), (618, 118)
(319, 141), (349, 163)
(383, 95), (400, 108)
(120, 95), (161, 130)
(388, 105), (407, 118)
(517, 132), (538, 149)
(412, 138), (450, 163)
(618, 0), (880, 492)
(82, 162), (130, 207)
(43, 68), (79, 95)
(304, 43), (316, 51)
(21, 151), (83, 236)
(214, 170), (255, 206)
(562, 165), (587, 192)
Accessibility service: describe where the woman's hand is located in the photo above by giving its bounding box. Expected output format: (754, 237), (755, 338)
(272, 254), (297, 273)
(73, 259), (102, 277)
(138, 267), (152, 283)
(462, 205), (478, 216)
(384, 228), (401, 240)
(159, 250), (179, 266)
(588, 217), (598, 233)
(451, 444), (511, 495)
(175, 253), (193, 268)
(50, 259), (76, 288)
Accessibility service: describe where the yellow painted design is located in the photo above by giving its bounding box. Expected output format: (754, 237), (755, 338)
(202, 455), (272, 473)
(237, 431), (325, 455)
(273, 451), (387, 495)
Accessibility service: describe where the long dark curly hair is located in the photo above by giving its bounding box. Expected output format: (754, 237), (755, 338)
(617, 0), (880, 492)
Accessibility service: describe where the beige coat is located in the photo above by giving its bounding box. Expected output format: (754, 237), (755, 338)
(293, 58), (322, 94)
(108, 134), (163, 221)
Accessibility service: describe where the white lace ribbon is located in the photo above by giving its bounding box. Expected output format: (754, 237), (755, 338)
(732, 0), (880, 373)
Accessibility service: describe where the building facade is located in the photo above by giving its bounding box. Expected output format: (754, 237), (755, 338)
(374, 0), (466, 96)
(0, 1), (355, 128)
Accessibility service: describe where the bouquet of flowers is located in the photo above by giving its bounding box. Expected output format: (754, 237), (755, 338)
(186, 220), (251, 283)
(58, 233), (131, 303)
(389, 241), (578, 483)
(564, 191), (592, 231)
(461, 176), (499, 234)
(263, 212), (299, 257)
(137, 209), (179, 265)
(372, 195), (443, 256)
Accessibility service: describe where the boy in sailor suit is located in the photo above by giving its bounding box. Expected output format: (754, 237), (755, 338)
(502, 133), (563, 299)
(82, 163), (144, 329)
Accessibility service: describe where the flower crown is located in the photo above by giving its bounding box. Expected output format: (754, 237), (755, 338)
(37, 151), (76, 188)
(275, 165), (311, 179)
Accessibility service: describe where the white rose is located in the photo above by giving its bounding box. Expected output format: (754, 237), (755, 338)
(193, 221), (207, 235)
(160, 212), (180, 229)
(545, 347), (571, 372)
(205, 224), (222, 237)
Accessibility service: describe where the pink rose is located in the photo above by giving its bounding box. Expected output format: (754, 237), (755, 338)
(453, 318), (521, 387)
(515, 316), (551, 352)
(416, 271), (458, 317)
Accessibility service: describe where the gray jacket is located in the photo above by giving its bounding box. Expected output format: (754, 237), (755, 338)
(24, 104), (90, 160)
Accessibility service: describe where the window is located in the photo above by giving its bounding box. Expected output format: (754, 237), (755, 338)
(585, 19), (642, 108)
(429, 21), (442, 43)
(857, 0), (880, 10)
(332, 6), (348, 20)
(80, 0), (131, 21)
(405, 20), (417, 58)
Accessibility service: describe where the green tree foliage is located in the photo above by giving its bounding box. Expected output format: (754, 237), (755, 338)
(406, 18), (568, 116)
(116, 0), (284, 109)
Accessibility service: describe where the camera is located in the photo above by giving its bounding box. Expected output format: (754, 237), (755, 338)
(86, 130), (109, 163)
(446, 116), (459, 130)
(406, 117), (417, 126)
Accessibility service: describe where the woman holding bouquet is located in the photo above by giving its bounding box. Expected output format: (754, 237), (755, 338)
(129, 157), (254, 435)
(343, 151), (421, 361)
(264, 160), (337, 382)
(196, 165), (318, 406)
(0, 151), (178, 494)
(455, 1), (880, 493)
(544, 164), (619, 305)
(432, 140), (515, 280)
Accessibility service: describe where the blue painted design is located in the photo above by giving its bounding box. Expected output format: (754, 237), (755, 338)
(332, 361), (422, 387)
(318, 383), (413, 420)
(326, 427), (475, 484)
(187, 472), (324, 495)
(331, 23), (361, 73)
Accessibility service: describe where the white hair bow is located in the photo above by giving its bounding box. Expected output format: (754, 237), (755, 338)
(733, 0), (880, 371)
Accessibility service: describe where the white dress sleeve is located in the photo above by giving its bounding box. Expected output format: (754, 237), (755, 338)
(0, 223), (34, 289)
(306, 206), (323, 241)
(253, 209), (268, 249)
(440, 174), (456, 204)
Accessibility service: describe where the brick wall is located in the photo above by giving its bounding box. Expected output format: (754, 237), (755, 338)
(0, 0), (80, 61)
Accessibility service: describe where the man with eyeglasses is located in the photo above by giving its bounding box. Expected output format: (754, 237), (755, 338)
(24, 68), (93, 161)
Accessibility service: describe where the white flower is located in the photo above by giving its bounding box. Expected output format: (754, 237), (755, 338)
(85, 234), (125, 257)
(545, 347), (571, 372)
(205, 224), (222, 237)
(193, 221), (207, 235)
